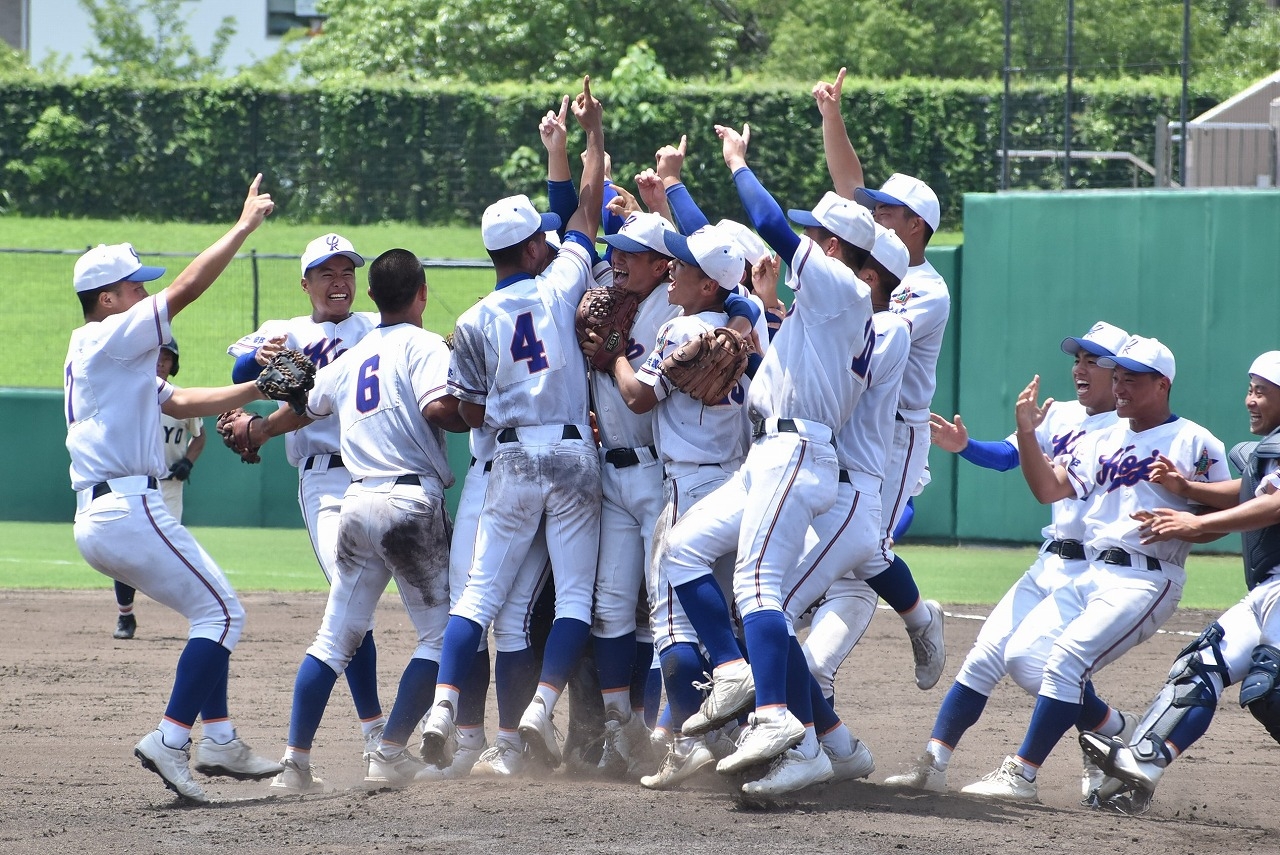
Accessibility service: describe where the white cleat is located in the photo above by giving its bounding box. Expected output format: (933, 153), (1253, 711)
(960, 756), (1039, 802)
(825, 739), (875, 782)
(908, 600), (947, 690)
(598, 712), (653, 779)
(641, 738), (714, 790)
(420, 704), (456, 767)
(683, 666), (755, 736)
(741, 747), (834, 796)
(472, 740), (525, 777)
(883, 752), (947, 792)
(194, 734), (283, 781)
(364, 748), (445, 788)
(442, 741), (488, 779)
(1080, 712), (1138, 799)
(134, 730), (208, 804)
(518, 697), (562, 768)
(269, 758), (325, 793)
(715, 711), (805, 774)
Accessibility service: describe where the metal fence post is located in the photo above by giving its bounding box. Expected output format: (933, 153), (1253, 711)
(251, 249), (260, 331)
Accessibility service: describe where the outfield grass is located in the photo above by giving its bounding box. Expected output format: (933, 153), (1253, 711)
(0, 521), (1244, 610)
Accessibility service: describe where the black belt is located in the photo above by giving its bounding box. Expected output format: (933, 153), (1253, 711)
(303, 454), (344, 472)
(752, 417), (799, 440)
(604, 445), (656, 469)
(91, 477), (157, 499)
(497, 425), (582, 443)
(895, 412), (906, 422)
(469, 456), (494, 474)
(1098, 547), (1161, 571)
(394, 474), (420, 486)
(1045, 539), (1086, 561)
(839, 470), (851, 484)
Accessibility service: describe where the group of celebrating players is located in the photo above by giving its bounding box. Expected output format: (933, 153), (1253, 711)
(64, 70), (1280, 815)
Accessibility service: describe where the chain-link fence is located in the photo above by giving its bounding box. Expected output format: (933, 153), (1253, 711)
(10, 248), (496, 389)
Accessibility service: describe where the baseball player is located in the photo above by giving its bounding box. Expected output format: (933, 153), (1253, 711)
(657, 122), (876, 787)
(421, 77), (606, 772)
(226, 234), (387, 758)
(112, 338), (206, 640)
(886, 321), (1132, 797)
(959, 336), (1230, 802)
(603, 223), (751, 789)
(231, 248), (464, 791)
(1080, 351), (1280, 811)
(66, 175), (281, 804)
(817, 67), (948, 688)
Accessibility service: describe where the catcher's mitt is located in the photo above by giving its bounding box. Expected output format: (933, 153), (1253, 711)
(660, 326), (754, 406)
(575, 287), (642, 372)
(256, 348), (315, 415)
(216, 409), (262, 464)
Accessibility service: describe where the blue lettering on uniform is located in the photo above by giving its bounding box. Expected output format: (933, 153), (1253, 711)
(1096, 444), (1160, 493)
(1050, 429), (1085, 456)
(626, 338), (646, 361)
(303, 337), (344, 369)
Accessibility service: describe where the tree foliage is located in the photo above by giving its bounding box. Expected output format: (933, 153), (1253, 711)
(78, 0), (236, 81)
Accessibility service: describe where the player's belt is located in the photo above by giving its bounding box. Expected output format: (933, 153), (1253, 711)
(1044, 538), (1086, 560)
(469, 456), (494, 474)
(750, 416), (834, 445)
(303, 453), (344, 472)
(604, 445), (657, 469)
(1096, 547), (1162, 571)
(91, 477), (158, 499)
(838, 470), (851, 484)
(497, 425), (583, 443)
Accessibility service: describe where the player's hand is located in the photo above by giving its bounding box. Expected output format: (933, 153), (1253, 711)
(812, 67), (847, 120)
(579, 328), (603, 361)
(1147, 454), (1188, 495)
(752, 252), (782, 308)
(168, 457), (193, 482)
(255, 334), (288, 366)
(634, 168), (670, 217)
(1134, 507), (1200, 544)
(239, 173), (274, 231)
(1014, 375), (1053, 433)
(929, 412), (971, 453)
(572, 76), (603, 132)
(539, 96), (570, 154)
(715, 123), (751, 171)
(606, 183), (641, 220)
(655, 135), (687, 185)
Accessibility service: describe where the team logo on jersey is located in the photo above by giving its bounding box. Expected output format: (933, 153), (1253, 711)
(891, 285), (913, 308)
(303, 337), (344, 369)
(1192, 447), (1218, 480)
(626, 338), (646, 361)
(1051, 429), (1085, 456)
(1096, 444), (1160, 492)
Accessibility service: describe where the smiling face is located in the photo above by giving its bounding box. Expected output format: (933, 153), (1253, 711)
(302, 256), (357, 322)
(611, 248), (669, 297)
(1072, 351), (1116, 414)
(1112, 367), (1170, 427)
(1246, 376), (1280, 436)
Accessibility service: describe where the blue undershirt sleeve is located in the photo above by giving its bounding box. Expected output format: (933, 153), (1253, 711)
(232, 350), (260, 384)
(723, 292), (761, 327)
(547, 179), (577, 230)
(732, 167), (800, 264)
(958, 438), (1021, 471)
(664, 182), (711, 234)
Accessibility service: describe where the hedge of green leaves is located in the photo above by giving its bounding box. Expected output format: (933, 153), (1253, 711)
(0, 75), (1218, 228)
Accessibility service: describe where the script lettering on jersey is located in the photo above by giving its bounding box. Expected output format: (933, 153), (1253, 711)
(1050, 429), (1085, 457)
(303, 337), (344, 369)
(1095, 444), (1160, 493)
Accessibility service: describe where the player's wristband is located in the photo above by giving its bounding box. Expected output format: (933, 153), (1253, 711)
(724, 292), (761, 326)
(231, 350), (261, 384)
(958, 438), (1020, 471)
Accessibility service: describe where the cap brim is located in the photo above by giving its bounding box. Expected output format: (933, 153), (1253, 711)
(124, 264), (167, 282)
(305, 250), (366, 271)
(786, 209), (822, 229)
(601, 233), (668, 255)
(853, 186), (908, 211)
(1060, 337), (1117, 358)
(540, 212), (562, 234)
(1097, 356), (1160, 374)
(662, 231), (699, 266)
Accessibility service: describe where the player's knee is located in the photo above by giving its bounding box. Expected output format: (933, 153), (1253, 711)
(955, 654), (1005, 698)
(1004, 649), (1045, 696)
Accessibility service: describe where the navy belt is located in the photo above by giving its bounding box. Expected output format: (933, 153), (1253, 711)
(91, 477), (157, 499)
(752, 417), (798, 440)
(1045, 539), (1086, 561)
(394, 474), (420, 486)
(1098, 547), (1161, 571)
(469, 456), (494, 474)
(604, 445), (656, 469)
(497, 425), (582, 443)
(303, 454), (344, 472)
(838, 470), (851, 484)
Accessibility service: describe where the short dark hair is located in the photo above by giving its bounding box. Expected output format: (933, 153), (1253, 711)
(367, 249), (425, 313)
(77, 282), (116, 317)
(863, 256), (902, 294)
(487, 233), (538, 269)
(809, 225), (870, 272)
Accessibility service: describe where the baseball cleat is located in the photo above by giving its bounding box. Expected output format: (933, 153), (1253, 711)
(683, 665), (755, 736)
(715, 710), (805, 774)
(518, 697), (563, 768)
(193, 734), (283, 780)
(113, 614), (137, 640)
(269, 758), (324, 793)
(1078, 731), (1166, 793)
(472, 740), (524, 777)
(442, 741), (488, 779)
(741, 747), (834, 796)
(641, 738), (714, 790)
(825, 738), (875, 782)
(363, 722), (386, 776)
(908, 600), (947, 690)
(598, 712), (653, 779)
(1080, 711), (1137, 799)
(419, 703), (456, 767)
(364, 748), (445, 788)
(883, 752), (947, 792)
(960, 756), (1038, 802)
(134, 730), (208, 804)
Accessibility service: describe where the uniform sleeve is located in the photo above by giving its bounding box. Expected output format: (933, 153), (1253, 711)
(889, 278), (950, 346)
(540, 236), (594, 305)
(447, 319), (489, 405)
(103, 293), (170, 362)
(187, 416), (203, 438)
(664, 182), (711, 234)
(227, 319), (288, 357)
(1064, 433), (1100, 500)
(412, 333), (453, 409)
(155, 376), (175, 406)
(304, 360), (337, 420)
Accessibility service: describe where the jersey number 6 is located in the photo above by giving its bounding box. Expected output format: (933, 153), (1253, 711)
(355, 354), (381, 413)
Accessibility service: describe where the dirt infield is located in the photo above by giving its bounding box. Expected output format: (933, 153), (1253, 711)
(1, 590), (1275, 855)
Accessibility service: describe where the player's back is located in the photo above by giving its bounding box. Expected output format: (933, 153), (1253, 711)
(890, 259), (950, 414)
(838, 312), (910, 487)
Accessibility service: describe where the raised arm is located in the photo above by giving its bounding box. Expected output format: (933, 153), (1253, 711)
(717, 123), (800, 264)
(541, 96), (577, 226)
(813, 68), (864, 198)
(565, 77), (604, 240)
(165, 174), (273, 317)
(1013, 376), (1074, 503)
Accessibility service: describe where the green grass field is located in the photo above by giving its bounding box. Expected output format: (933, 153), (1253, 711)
(0, 520), (1244, 610)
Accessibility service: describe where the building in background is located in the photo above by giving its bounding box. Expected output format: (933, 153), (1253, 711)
(0, 0), (322, 73)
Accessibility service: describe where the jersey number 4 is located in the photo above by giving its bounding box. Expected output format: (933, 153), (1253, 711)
(509, 312), (549, 373)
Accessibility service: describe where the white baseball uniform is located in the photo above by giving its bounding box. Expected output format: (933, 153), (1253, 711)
(447, 236), (601, 629)
(68, 293), (244, 648)
(301, 322), (456, 672)
(1005, 416), (1230, 703)
(158, 411), (202, 521)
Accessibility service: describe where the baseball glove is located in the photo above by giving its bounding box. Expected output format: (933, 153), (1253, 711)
(576, 287), (642, 372)
(660, 326), (754, 406)
(216, 409), (262, 465)
(256, 348), (315, 415)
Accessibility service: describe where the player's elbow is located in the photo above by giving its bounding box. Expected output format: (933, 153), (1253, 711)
(459, 400), (486, 430)
(423, 396), (469, 433)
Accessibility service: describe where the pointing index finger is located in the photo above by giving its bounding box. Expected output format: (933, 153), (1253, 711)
(834, 67), (847, 96)
(249, 172), (263, 195)
(557, 95), (569, 124)
(677, 135), (687, 156)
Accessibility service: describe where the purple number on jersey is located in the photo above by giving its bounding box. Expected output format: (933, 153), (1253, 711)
(64, 364), (75, 424)
(355, 354), (381, 413)
(850, 319), (874, 383)
(510, 311), (549, 373)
